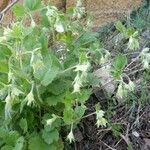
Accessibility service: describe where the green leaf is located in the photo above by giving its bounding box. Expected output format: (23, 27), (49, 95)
(74, 105), (86, 121)
(42, 129), (59, 145)
(41, 68), (59, 86)
(56, 139), (64, 150)
(0, 44), (10, 72)
(111, 54), (127, 79)
(19, 118), (28, 133)
(47, 79), (71, 95)
(0, 128), (20, 146)
(13, 136), (24, 150)
(12, 4), (26, 17)
(40, 9), (50, 27)
(77, 89), (92, 104)
(86, 73), (100, 87)
(115, 21), (126, 34)
(75, 32), (99, 47)
(63, 91), (74, 110)
(33, 54), (61, 86)
(111, 123), (122, 138)
(1, 145), (13, 150)
(63, 108), (74, 124)
(112, 54), (127, 71)
(28, 133), (57, 150)
(45, 93), (65, 106)
(0, 127), (8, 139)
(7, 131), (20, 146)
(0, 60), (8, 73)
(39, 33), (48, 54)
(0, 44), (12, 59)
(127, 28), (135, 36)
(23, 0), (41, 11)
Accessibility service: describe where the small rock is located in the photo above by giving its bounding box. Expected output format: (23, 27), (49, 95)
(132, 131), (140, 137)
(94, 63), (117, 94)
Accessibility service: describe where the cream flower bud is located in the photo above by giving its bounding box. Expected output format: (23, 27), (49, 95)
(67, 129), (75, 143)
(96, 110), (105, 119)
(128, 80), (135, 91)
(46, 116), (57, 127)
(26, 91), (34, 106)
(96, 118), (107, 128)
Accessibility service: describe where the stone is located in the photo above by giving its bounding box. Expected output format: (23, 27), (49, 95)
(94, 63), (117, 94)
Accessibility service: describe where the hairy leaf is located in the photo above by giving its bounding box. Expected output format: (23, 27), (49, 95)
(23, 0), (41, 11)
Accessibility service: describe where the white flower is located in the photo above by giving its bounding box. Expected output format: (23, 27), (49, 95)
(128, 80), (135, 91)
(46, 115), (57, 127)
(96, 110), (105, 119)
(55, 20), (64, 33)
(143, 61), (149, 69)
(116, 83), (124, 99)
(96, 118), (107, 128)
(5, 94), (11, 103)
(96, 110), (107, 128)
(5, 94), (12, 119)
(31, 19), (36, 28)
(8, 71), (13, 82)
(75, 62), (90, 72)
(46, 118), (54, 126)
(26, 91), (34, 106)
(67, 129), (75, 143)
(73, 73), (82, 93)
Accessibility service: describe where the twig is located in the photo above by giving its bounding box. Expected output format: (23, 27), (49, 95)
(124, 51), (140, 56)
(97, 127), (112, 134)
(127, 68), (145, 76)
(124, 63), (142, 72)
(0, 0), (19, 15)
(0, 0), (19, 23)
(124, 56), (140, 71)
(131, 103), (141, 130)
(114, 139), (123, 148)
(100, 140), (117, 150)
(81, 112), (96, 119)
(120, 123), (133, 149)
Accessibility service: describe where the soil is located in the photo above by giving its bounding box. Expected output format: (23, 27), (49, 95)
(1, 0), (141, 27)
(67, 0), (141, 28)
(71, 2), (150, 149)
(0, 1), (149, 150)
(72, 90), (150, 150)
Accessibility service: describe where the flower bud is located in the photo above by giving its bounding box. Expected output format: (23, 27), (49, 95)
(26, 91), (34, 106)
(46, 115), (57, 127)
(96, 118), (107, 128)
(96, 110), (105, 119)
(67, 129), (75, 143)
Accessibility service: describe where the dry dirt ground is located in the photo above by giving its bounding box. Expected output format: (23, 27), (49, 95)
(1, 0), (141, 28)
(0, 1), (149, 150)
(71, 2), (150, 149)
(72, 91), (150, 150)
